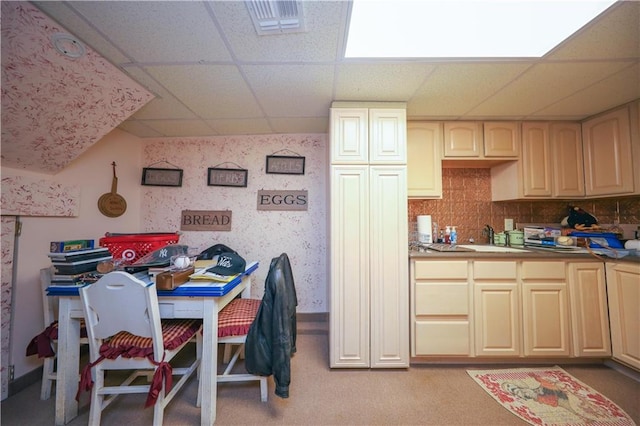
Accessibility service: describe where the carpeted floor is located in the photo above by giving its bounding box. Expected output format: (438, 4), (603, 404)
(2, 329), (639, 425)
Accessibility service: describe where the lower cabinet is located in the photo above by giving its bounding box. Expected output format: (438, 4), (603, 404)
(606, 262), (640, 370)
(411, 260), (470, 356)
(411, 258), (612, 361)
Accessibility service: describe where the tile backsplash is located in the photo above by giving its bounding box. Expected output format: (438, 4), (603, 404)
(408, 168), (640, 244)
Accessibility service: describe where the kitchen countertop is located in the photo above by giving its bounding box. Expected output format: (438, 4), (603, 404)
(410, 246), (640, 264)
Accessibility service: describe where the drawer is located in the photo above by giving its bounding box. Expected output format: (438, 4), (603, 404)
(474, 261), (517, 279)
(521, 261), (565, 279)
(415, 282), (469, 315)
(414, 260), (468, 279)
(414, 321), (470, 355)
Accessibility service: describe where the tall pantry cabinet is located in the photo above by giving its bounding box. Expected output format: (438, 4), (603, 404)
(329, 102), (409, 368)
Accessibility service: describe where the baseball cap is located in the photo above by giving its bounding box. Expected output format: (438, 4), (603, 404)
(206, 252), (246, 276)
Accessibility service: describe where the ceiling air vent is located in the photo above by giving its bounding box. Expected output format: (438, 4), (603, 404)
(245, 0), (305, 35)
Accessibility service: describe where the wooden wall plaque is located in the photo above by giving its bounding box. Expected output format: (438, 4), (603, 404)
(257, 190), (308, 211)
(181, 210), (232, 231)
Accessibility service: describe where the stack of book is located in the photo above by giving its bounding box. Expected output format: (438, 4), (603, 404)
(47, 247), (113, 285)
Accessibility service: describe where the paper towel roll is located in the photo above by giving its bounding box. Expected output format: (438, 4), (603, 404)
(417, 215), (432, 243)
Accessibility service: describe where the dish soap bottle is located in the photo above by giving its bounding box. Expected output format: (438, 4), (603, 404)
(451, 226), (458, 244)
(444, 226), (451, 244)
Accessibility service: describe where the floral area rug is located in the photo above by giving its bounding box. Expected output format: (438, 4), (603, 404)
(467, 366), (636, 426)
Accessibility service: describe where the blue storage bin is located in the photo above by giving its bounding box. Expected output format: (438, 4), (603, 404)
(568, 232), (623, 249)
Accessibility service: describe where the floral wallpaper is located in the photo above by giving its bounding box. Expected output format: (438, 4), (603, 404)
(142, 134), (328, 312)
(1, 176), (80, 217)
(0, 2), (153, 174)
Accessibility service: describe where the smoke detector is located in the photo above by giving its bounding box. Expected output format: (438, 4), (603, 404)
(245, 0), (305, 35)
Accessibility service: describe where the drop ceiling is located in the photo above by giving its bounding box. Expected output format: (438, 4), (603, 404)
(32, 0), (640, 138)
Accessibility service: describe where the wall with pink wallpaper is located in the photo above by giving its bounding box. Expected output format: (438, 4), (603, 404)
(409, 168), (640, 244)
(142, 134), (327, 312)
(3, 129), (143, 382)
(0, 2), (152, 174)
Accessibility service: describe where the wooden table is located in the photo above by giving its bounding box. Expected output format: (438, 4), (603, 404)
(49, 261), (258, 426)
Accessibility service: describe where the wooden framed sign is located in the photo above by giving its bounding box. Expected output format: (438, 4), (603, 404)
(207, 167), (248, 187)
(266, 155), (305, 175)
(181, 210), (232, 231)
(141, 167), (183, 187)
(257, 190), (308, 211)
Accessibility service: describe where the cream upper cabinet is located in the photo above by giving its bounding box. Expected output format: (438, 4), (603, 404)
(606, 262), (640, 371)
(568, 262), (610, 358)
(330, 103), (408, 369)
(521, 261), (570, 357)
(411, 260), (470, 356)
(582, 106), (635, 196)
(369, 109), (407, 164)
(407, 122), (443, 198)
(550, 122), (585, 197)
(443, 122), (483, 157)
(483, 122), (520, 157)
(521, 122), (552, 197)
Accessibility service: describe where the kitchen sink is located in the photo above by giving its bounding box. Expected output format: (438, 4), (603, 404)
(457, 244), (530, 253)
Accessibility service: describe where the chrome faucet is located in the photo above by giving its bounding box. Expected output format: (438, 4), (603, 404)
(483, 225), (495, 245)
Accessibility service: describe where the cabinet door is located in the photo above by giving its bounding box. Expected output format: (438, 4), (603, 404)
(330, 108), (368, 164)
(484, 122), (520, 157)
(550, 122), (585, 197)
(370, 166), (409, 367)
(606, 263), (640, 370)
(474, 283), (521, 356)
(522, 283), (570, 357)
(330, 166), (370, 367)
(407, 122), (442, 198)
(568, 262), (610, 357)
(443, 122), (483, 157)
(369, 109), (407, 164)
(521, 122), (552, 197)
(582, 107), (634, 196)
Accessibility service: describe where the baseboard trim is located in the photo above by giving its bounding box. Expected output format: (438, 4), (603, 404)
(604, 359), (640, 382)
(8, 366), (42, 398)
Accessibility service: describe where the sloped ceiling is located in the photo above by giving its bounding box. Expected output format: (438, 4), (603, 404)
(1, 1), (639, 174)
(1, 2), (153, 174)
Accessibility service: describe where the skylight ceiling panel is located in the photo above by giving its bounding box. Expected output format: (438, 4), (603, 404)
(468, 61), (632, 117)
(407, 63), (532, 117)
(334, 63), (436, 101)
(546, 1), (639, 60)
(68, 1), (232, 63)
(211, 0), (344, 62)
(33, 1), (130, 64)
(534, 63), (640, 118)
(145, 64), (263, 119)
(242, 64), (334, 117)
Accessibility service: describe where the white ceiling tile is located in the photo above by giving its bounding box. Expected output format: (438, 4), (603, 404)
(534, 63), (640, 117)
(145, 64), (264, 119)
(547, 1), (640, 60)
(68, 2), (232, 63)
(141, 120), (218, 137)
(468, 61), (633, 116)
(211, 1), (345, 62)
(269, 117), (330, 134)
(206, 118), (273, 135)
(408, 63), (532, 117)
(334, 63), (437, 101)
(242, 64), (334, 117)
(118, 120), (165, 138)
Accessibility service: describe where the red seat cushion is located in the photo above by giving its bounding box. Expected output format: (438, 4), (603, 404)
(218, 298), (261, 338)
(99, 319), (202, 359)
(25, 321), (88, 358)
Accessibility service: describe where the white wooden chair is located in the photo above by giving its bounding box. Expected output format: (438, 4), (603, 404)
(26, 268), (88, 400)
(214, 297), (268, 402)
(77, 271), (202, 425)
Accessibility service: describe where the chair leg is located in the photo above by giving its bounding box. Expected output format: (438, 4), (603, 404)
(40, 356), (55, 400)
(88, 366), (104, 426)
(260, 377), (268, 402)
